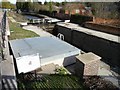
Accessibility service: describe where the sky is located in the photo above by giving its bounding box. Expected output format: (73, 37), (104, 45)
(0, 0), (118, 4)
(0, 0), (75, 4)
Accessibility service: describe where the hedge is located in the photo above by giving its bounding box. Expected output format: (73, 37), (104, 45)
(39, 10), (57, 17)
(70, 14), (93, 25)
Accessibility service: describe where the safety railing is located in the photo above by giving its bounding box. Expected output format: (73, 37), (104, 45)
(0, 11), (6, 61)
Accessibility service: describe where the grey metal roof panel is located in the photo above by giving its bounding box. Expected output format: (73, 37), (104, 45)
(9, 37), (80, 59)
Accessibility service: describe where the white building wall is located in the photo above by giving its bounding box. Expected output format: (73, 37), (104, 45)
(16, 54), (79, 73)
(16, 54), (40, 73)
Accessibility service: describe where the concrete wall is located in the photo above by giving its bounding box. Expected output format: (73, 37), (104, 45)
(84, 22), (120, 36)
(54, 25), (120, 67)
(54, 25), (72, 43)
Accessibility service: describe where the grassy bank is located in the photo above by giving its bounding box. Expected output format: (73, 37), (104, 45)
(7, 11), (27, 22)
(9, 21), (39, 40)
(18, 74), (83, 90)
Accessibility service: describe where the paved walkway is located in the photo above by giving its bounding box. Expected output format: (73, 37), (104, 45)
(8, 17), (16, 23)
(8, 16), (53, 37)
(2, 56), (17, 90)
(2, 35), (17, 90)
(98, 62), (120, 88)
(0, 12), (3, 90)
(8, 15), (53, 38)
(23, 25), (54, 37)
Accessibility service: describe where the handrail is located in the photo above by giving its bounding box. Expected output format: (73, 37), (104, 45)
(0, 11), (7, 60)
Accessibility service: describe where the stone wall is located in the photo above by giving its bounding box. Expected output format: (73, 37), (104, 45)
(53, 25), (120, 67)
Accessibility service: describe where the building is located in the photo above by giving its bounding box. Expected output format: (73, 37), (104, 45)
(9, 36), (81, 74)
(63, 3), (92, 16)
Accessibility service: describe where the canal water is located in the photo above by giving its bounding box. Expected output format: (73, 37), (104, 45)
(24, 15), (42, 20)
(24, 14), (43, 25)
(23, 14), (54, 34)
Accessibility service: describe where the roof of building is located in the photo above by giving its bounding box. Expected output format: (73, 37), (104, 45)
(9, 36), (80, 59)
(64, 3), (85, 10)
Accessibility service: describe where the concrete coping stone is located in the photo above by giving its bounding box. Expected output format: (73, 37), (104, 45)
(76, 52), (101, 64)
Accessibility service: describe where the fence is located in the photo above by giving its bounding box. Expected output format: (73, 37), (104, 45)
(0, 11), (6, 90)
(0, 11), (6, 63)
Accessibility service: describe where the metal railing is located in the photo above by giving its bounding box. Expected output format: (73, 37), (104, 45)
(0, 11), (7, 90)
(0, 11), (6, 61)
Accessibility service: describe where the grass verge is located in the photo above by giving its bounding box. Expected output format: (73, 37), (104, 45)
(17, 74), (83, 90)
(9, 21), (39, 40)
(7, 11), (27, 22)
